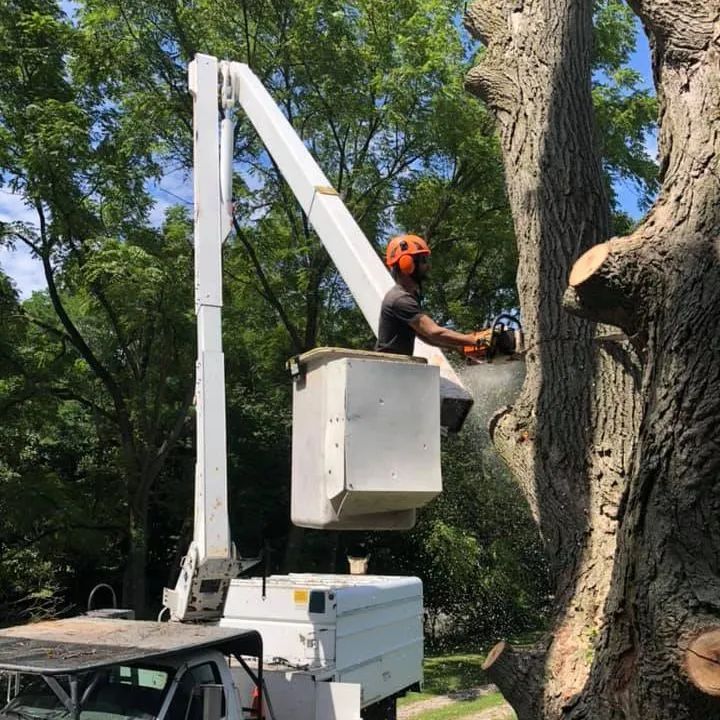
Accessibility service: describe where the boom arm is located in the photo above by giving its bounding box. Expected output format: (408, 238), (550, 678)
(164, 54), (473, 622)
(163, 56), (256, 622)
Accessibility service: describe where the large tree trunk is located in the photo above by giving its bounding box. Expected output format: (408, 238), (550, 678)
(465, 0), (640, 715)
(122, 490), (150, 618)
(564, 1), (720, 717)
(465, 0), (720, 718)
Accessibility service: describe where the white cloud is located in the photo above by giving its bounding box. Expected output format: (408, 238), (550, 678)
(0, 189), (36, 225)
(0, 190), (45, 299)
(0, 244), (45, 298)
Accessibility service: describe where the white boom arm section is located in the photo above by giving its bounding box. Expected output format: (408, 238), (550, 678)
(163, 56), (257, 622)
(219, 59), (472, 431)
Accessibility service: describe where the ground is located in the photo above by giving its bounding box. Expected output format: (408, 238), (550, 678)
(398, 654), (516, 720)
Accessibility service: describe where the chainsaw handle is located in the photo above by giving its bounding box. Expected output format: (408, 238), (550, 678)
(462, 331), (492, 359)
(490, 313), (522, 332)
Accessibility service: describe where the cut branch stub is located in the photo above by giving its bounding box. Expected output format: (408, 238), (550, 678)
(563, 240), (644, 339)
(685, 629), (720, 697)
(463, 0), (506, 45)
(464, 65), (519, 112)
(568, 243), (610, 287)
(462, 0), (521, 113)
(483, 640), (509, 671)
(482, 639), (548, 720)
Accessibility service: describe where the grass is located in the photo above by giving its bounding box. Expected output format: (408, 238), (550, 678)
(423, 654), (491, 694)
(399, 653), (489, 705)
(398, 652), (516, 718)
(411, 693), (509, 720)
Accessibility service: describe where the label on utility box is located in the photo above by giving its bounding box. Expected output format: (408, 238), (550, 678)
(293, 589), (309, 606)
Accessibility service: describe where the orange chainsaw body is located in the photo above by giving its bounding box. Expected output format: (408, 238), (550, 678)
(462, 315), (524, 363)
(462, 328), (496, 361)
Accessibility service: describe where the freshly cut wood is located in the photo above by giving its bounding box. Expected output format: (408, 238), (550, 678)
(685, 630), (720, 696)
(481, 640), (548, 720)
(483, 641), (508, 671)
(563, 240), (643, 337)
(569, 243), (610, 287)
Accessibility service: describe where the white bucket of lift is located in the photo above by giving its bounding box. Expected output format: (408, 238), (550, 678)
(288, 348), (442, 530)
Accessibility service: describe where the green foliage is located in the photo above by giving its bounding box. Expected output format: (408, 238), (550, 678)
(394, 96), (516, 328)
(422, 654), (490, 694)
(592, 0), (659, 217)
(0, 0), (196, 609)
(361, 413), (550, 650)
(0, 222), (196, 616)
(1, 0), (514, 618)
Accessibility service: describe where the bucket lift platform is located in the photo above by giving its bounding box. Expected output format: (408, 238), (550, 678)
(289, 348), (442, 529)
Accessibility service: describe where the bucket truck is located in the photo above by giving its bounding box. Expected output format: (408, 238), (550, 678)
(165, 52), (473, 620)
(0, 54), (474, 719)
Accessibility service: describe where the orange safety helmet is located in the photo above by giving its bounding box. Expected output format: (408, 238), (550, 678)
(385, 234), (431, 275)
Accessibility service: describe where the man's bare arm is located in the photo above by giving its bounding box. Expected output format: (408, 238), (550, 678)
(410, 314), (478, 349)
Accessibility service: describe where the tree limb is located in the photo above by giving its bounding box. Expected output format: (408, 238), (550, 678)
(625, 0), (716, 56)
(47, 385), (116, 422)
(143, 378), (194, 490)
(482, 639), (550, 720)
(464, 65), (519, 111)
(231, 216), (305, 352)
(34, 200), (137, 462)
(23, 313), (73, 343)
(90, 283), (141, 381)
(463, 0), (506, 45)
(563, 239), (654, 340)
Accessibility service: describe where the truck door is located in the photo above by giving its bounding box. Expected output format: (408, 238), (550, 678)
(164, 661), (226, 720)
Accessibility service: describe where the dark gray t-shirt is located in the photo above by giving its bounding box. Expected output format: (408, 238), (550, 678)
(375, 284), (423, 355)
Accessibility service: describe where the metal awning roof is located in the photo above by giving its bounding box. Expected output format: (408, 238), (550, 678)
(0, 617), (262, 675)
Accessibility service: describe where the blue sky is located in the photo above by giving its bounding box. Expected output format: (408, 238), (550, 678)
(0, 16), (657, 299)
(614, 27), (657, 217)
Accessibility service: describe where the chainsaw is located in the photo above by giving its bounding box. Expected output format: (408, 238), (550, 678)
(463, 314), (524, 364)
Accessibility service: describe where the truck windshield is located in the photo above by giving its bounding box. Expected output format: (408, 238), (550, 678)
(0, 665), (171, 720)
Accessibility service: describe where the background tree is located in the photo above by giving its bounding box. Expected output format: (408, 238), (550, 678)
(0, 0), (197, 612)
(465, 0), (719, 717)
(368, 398), (551, 651)
(0, 0), (525, 619)
(74, 0), (531, 573)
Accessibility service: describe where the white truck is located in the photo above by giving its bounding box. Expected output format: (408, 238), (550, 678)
(0, 55), (475, 719)
(0, 578), (422, 719)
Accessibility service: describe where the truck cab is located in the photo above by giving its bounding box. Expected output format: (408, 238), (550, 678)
(0, 618), (262, 720)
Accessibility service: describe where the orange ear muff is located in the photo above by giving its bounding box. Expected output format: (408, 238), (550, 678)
(398, 254), (415, 275)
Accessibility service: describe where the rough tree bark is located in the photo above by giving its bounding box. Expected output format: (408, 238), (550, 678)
(564, 1), (720, 717)
(465, 0), (720, 718)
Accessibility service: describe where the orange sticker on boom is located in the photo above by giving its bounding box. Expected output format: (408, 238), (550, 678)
(293, 589), (309, 605)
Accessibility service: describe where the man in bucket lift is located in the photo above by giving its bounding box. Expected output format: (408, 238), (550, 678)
(376, 234), (483, 356)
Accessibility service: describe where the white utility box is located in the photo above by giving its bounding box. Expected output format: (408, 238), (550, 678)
(288, 348), (442, 530)
(221, 573), (423, 713)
